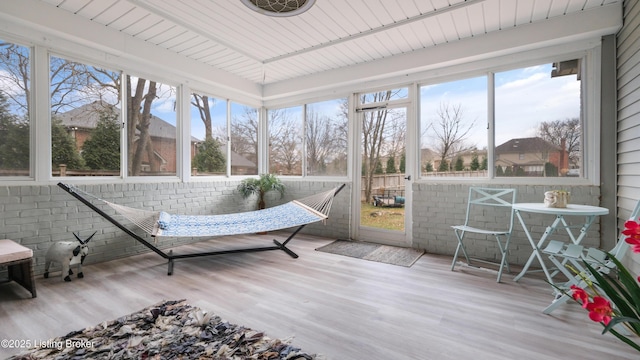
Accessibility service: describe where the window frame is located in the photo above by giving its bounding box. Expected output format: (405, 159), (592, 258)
(0, 30), (601, 187)
(229, 100), (260, 177)
(47, 52), (124, 178)
(0, 36), (33, 180)
(416, 49), (599, 185)
(305, 98), (349, 178)
(264, 95), (350, 181)
(188, 90), (229, 178)
(121, 72), (181, 180)
(418, 75), (489, 178)
(267, 104), (304, 176)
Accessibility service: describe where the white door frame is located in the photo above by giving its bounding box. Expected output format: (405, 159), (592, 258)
(350, 87), (416, 246)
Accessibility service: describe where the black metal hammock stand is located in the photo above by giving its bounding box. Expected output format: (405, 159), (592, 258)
(58, 182), (345, 275)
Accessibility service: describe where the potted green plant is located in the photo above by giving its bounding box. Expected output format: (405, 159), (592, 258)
(237, 173), (285, 210)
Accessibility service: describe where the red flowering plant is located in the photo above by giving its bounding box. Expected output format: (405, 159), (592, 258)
(566, 218), (640, 352)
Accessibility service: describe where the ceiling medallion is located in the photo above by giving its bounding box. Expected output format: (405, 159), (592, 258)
(240, 0), (316, 17)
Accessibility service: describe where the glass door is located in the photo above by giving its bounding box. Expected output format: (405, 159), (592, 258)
(354, 102), (412, 246)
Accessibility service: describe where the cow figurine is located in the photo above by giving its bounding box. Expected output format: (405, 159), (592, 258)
(44, 231), (95, 282)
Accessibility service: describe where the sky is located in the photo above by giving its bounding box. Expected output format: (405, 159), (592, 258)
(420, 63), (581, 150)
(189, 99), (265, 141)
(186, 63), (580, 149)
(188, 97), (345, 142)
(0, 44), (580, 151)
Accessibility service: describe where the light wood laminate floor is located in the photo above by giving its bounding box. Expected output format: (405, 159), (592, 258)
(1, 232), (638, 359)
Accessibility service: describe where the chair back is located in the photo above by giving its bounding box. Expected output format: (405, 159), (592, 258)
(463, 187), (517, 232)
(608, 199), (640, 261)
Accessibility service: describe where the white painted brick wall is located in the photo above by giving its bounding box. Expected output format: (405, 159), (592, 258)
(0, 181), (350, 277)
(1, 180), (604, 277)
(412, 183), (604, 268)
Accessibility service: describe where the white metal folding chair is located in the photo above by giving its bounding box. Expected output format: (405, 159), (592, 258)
(542, 199), (640, 314)
(451, 187), (517, 282)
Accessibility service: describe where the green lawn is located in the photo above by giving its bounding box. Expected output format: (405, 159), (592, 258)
(360, 202), (405, 231)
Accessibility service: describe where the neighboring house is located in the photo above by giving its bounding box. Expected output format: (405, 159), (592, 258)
(57, 101), (256, 174)
(495, 137), (569, 176)
(56, 101), (119, 153)
(57, 101), (181, 173)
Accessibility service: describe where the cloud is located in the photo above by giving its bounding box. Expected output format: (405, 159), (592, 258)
(495, 66), (580, 144)
(418, 63), (581, 150)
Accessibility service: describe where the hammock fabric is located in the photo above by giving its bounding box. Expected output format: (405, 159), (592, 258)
(58, 182), (345, 275)
(154, 203), (324, 237)
(104, 187), (338, 238)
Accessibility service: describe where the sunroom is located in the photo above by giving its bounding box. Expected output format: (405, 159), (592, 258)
(0, 0), (639, 359)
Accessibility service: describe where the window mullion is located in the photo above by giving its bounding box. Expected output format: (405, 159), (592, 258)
(488, 71), (495, 179)
(33, 46), (50, 182)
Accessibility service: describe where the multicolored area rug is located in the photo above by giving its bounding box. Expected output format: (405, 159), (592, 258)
(315, 239), (424, 267)
(9, 300), (317, 359)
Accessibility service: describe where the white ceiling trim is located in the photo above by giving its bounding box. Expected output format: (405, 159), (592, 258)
(263, 3), (622, 100)
(0, 0), (624, 104)
(263, 0), (488, 64)
(130, 0), (263, 64)
(0, 0), (263, 101)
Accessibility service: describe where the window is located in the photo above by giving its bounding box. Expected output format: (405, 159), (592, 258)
(420, 76), (488, 177)
(268, 105), (303, 175)
(190, 92), (227, 176)
(0, 40), (30, 177)
(125, 75), (177, 176)
(50, 55), (121, 176)
(230, 102), (258, 176)
(419, 60), (584, 179)
(361, 87), (408, 104)
(358, 89), (407, 208)
(306, 98), (348, 176)
(266, 98), (349, 177)
(495, 60), (581, 177)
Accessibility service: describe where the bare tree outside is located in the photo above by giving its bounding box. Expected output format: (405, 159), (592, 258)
(331, 109), (349, 175)
(2, 47), (122, 115)
(230, 104), (258, 175)
(0, 41), (30, 174)
(50, 57), (120, 112)
(305, 109), (328, 174)
(1, 46), (126, 175)
(192, 94), (214, 141)
(305, 102), (348, 176)
(538, 117), (581, 168)
(426, 102), (476, 170)
(190, 93), (226, 175)
(197, 95), (228, 147)
(50, 56), (121, 174)
(384, 115), (406, 173)
(495, 62), (581, 178)
(419, 76), (487, 177)
(49, 57), (121, 175)
(359, 90), (408, 203)
(126, 77), (157, 175)
(0, 42), (30, 116)
(268, 107), (302, 175)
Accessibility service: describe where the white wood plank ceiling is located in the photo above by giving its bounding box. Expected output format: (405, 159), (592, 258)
(34, 0), (621, 86)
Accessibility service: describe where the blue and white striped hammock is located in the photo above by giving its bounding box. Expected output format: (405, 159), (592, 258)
(99, 186), (340, 238)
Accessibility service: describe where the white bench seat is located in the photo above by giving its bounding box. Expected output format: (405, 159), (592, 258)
(0, 239), (36, 298)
